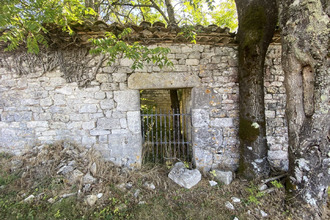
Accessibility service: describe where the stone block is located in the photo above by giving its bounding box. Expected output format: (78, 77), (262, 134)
(127, 111), (141, 134)
(188, 51), (201, 59)
(182, 46), (193, 53)
(27, 121), (49, 128)
(108, 133), (142, 167)
(55, 86), (73, 95)
(192, 109), (210, 128)
(128, 72), (200, 90)
(94, 92), (106, 100)
(168, 162), (201, 189)
(113, 73), (127, 82)
(120, 58), (134, 67)
(82, 121), (95, 130)
(114, 90), (140, 111)
(53, 114), (70, 122)
(120, 118), (127, 128)
(82, 136), (96, 146)
(97, 118), (121, 129)
(193, 147), (213, 172)
(268, 150), (288, 160)
(265, 110), (275, 118)
(192, 127), (223, 148)
(14, 112), (32, 121)
(79, 104), (98, 113)
(90, 129), (110, 136)
(186, 59), (200, 66)
(100, 83), (118, 91)
(100, 99), (115, 109)
(40, 98), (53, 107)
(210, 118), (233, 127)
(191, 87), (211, 109)
(213, 169), (233, 185)
(96, 74), (111, 83)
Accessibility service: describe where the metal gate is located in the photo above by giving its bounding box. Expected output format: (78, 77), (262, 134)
(141, 108), (192, 164)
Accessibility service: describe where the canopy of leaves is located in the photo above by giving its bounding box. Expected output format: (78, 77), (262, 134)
(0, 0), (237, 70)
(0, 0), (96, 54)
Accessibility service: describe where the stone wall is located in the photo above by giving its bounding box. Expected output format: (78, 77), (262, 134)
(0, 43), (288, 171)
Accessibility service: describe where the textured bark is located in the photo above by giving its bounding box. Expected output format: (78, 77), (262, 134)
(85, 0), (99, 14)
(165, 0), (176, 25)
(235, 0), (278, 179)
(278, 0), (329, 218)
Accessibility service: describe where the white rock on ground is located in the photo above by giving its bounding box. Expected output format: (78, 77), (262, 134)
(97, 193), (103, 199)
(258, 184), (268, 191)
(83, 173), (97, 184)
(260, 210), (268, 217)
(86, 195), (98, 206)
(168, 162), (201, 189)
(144, 182), (156, 190)
(23, 195), (35, 202)
(225, 201), (235, 210)
(90, 162), (97, 176)
(213, 169), (233, 185)
(231, 197), (241, 203)
(209, 180), (218, 186)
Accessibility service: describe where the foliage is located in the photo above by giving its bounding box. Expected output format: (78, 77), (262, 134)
(89, 28), (173, 70)
(245, 183), (265, 205)
(0, 0), (97, 54)
(271, 180), (284, 189)
(210, 0), (238, 31)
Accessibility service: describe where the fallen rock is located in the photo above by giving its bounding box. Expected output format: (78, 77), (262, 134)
(83, 184), (92, 193)
(97, 193), (103, 199)
(168, 162), (201, 189)
(213, 169), (233, 185)
(85, 195), (98, 206)
(134, 189), (140, 198)
(231, 197), (241, 203)
(57, 165), (74, 175)
(83, 173), (97, 184)
(144, 182), (156, 190)
(126, 182), (133, 189)
(90, 162), (97, 176)
(69, 169), (84, 184)
(23, 195), (35, 203)
(209, 180), (218, 186)
(258, 184), (268, 191)
(61, 192), (77, 198)
(260, 210), (268, 217)
(225, 201), (235, 210)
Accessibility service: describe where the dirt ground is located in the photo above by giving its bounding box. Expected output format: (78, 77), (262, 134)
(0, 142), (328, 220)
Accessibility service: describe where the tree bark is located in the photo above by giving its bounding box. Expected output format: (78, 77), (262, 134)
(277, 0), (329, 218)
(165, 0), (176, 25)
(235, 0), (278, 179)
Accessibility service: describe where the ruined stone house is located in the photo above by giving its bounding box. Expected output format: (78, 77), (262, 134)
(0, 22), (288, 172)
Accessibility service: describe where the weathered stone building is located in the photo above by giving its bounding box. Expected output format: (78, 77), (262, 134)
(0, 23), (288, 171)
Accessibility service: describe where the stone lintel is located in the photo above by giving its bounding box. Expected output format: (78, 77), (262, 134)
(128, 72), (201, 90)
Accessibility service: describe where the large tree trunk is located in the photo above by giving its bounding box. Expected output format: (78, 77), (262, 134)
(235, 0), (278, 179)
(278, 0), (329, 218)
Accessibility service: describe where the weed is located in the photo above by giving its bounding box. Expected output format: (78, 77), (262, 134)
(210, 170), (217, 177)
(271, 180), (284, 189)
(245, 183), (265, 205)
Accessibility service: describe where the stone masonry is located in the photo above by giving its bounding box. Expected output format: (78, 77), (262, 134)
(0, 43), (288, 171)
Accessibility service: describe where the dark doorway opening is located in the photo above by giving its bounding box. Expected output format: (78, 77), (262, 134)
(140, 89), (192, 165)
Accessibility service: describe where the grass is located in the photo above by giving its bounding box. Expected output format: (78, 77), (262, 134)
(0, 145), (328, 220)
